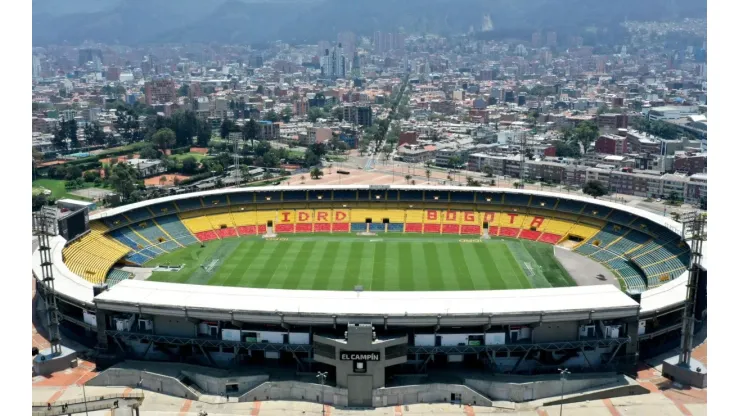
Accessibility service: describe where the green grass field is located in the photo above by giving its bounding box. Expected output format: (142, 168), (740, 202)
(145, 234), (575, 291)
(32, 179), (95, 201)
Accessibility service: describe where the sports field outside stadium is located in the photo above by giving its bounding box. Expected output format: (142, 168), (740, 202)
(145, 234), (575, 291)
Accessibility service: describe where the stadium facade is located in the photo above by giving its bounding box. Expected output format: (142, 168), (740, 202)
(32, 185), (704, 406)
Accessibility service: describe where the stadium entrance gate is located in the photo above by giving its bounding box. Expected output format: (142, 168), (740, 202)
(313, 323), (407, 407)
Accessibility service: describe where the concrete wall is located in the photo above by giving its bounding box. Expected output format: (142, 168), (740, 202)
(241, 381), (492, 407)
(542, 383), (650, 406)
(465, 374), (625, 402)
(181, 371), (268, 396)
(241, 381), (348, 406)
(373, 384), (493, 407)
(152, 316), (195, 337)
(87, 368), (199, 400)
(532, 321), (579, 343)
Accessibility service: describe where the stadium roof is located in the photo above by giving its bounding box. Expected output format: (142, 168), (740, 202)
(89, 185), (685, 237)
(94, 279), (639, 321)
(32, 185), (701, 320)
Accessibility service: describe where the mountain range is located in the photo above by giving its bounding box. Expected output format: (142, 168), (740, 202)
(32, 0), (707, 46)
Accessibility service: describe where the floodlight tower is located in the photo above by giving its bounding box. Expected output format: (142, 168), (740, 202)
(678, 211), (706, 366)
(33, 207), (62, 355)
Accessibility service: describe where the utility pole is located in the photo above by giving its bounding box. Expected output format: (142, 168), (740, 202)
(559, 368), (570, 416)
(33, 207), (62, 356)
(317, 371), (328, 415)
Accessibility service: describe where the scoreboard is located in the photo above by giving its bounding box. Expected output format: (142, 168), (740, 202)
(58, 207), (89, 241)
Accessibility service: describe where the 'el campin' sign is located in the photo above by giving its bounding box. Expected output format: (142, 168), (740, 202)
(340, 351), (381, 361)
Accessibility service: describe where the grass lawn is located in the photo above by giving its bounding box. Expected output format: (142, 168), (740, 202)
(32, 179), (95, 201)
(170, 152), (211, 163)
(146, 234), (575, 291)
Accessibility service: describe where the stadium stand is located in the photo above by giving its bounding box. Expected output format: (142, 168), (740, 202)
(123, 208), (153, 223)
(175, 197), (205, 212)
(62, 222), (130, 284)
(105, 269), (133, 287)
(155, 215), (199, 246)
(66, 195), (692, 296)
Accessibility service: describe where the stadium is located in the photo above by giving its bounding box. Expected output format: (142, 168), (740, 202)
(32, 185), (706, 407)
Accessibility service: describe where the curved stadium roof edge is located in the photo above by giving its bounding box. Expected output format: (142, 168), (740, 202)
(34, 185), (699, 322)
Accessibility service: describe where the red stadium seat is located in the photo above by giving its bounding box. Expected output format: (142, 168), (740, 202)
(237, 225), (257, 235)
(499, 227), (519, 238)
(313, 223), (331, 232)
(460, 225), (481, 235)
(488, 226), (499, 236)
(442, 224), (460, 234)
(331, 223), (349, 232)
(295, 223), (313, 233)
(257, 225), (267, 234)
(519, 230), (542, 241)
(405, 223), (423, 233)
(195, 230), (219, 242)
(539, 233), (562, 244)
(215, 228), (238, 239)
(275, 224), (295, 233)
(423, 223), (441, 234)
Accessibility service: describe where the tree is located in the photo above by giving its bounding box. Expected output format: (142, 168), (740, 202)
(66, 119), (79, 149)
(596, 105), (609, 115)
(668, 191), (682, 205)
(308, 107), (325, 122)
(52, 122), (67, 151)
(467, 176), (481, 187)
(281, 108), (292, 123)
(139, 145), (160, 160)
(220, 117), (237, 140)
(196, 121), (211, 147)
(482, 165), (494, 177)
(109, 162), (140, 202)
(181, 156), (198, 174)
(32, 193), (49, 211)
(381, 145), (393, 164)
(256, 85), (265, 95)
(152, 128), (176, 153)
(582, 180), (608, 198)
(332, 106), (344, 121)
(426, 169), (431, 182)
(178, 84), (190, 97)
(265, 109), (280, 123)
(159, 175), (168, 187)
(405, 174), (412, 184)
(448, 155), (463, 169)
(242, 119), (259, 149)
(173, 176), (181, 187)
(84, 122), (107, 146)
(310, 167), (324, 180)
(304, 149), (321, 168)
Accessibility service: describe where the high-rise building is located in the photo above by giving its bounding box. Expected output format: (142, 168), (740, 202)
(342, 104), (373, 127)
(337, 32), (356, 59)
(374, 31), (405, 55)
(320, 44), (346, 79)
(144, 78), (177, 105)
(32, 55), (41, 79)
(531, 32), (542, 48)
(106, 66), (121, 81)
(78, 48), (103, 66)
(546, 31), (557, 47)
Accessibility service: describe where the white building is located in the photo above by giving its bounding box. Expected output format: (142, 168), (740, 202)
(320, 44), (347, 79)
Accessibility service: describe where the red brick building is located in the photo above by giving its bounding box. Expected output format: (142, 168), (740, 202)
(595, 134), (628, 155)
(399, 131), (419, 146)
(673, 153), (707, 175)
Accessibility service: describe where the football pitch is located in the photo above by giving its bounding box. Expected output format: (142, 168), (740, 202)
(145, 234), (575, 291)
